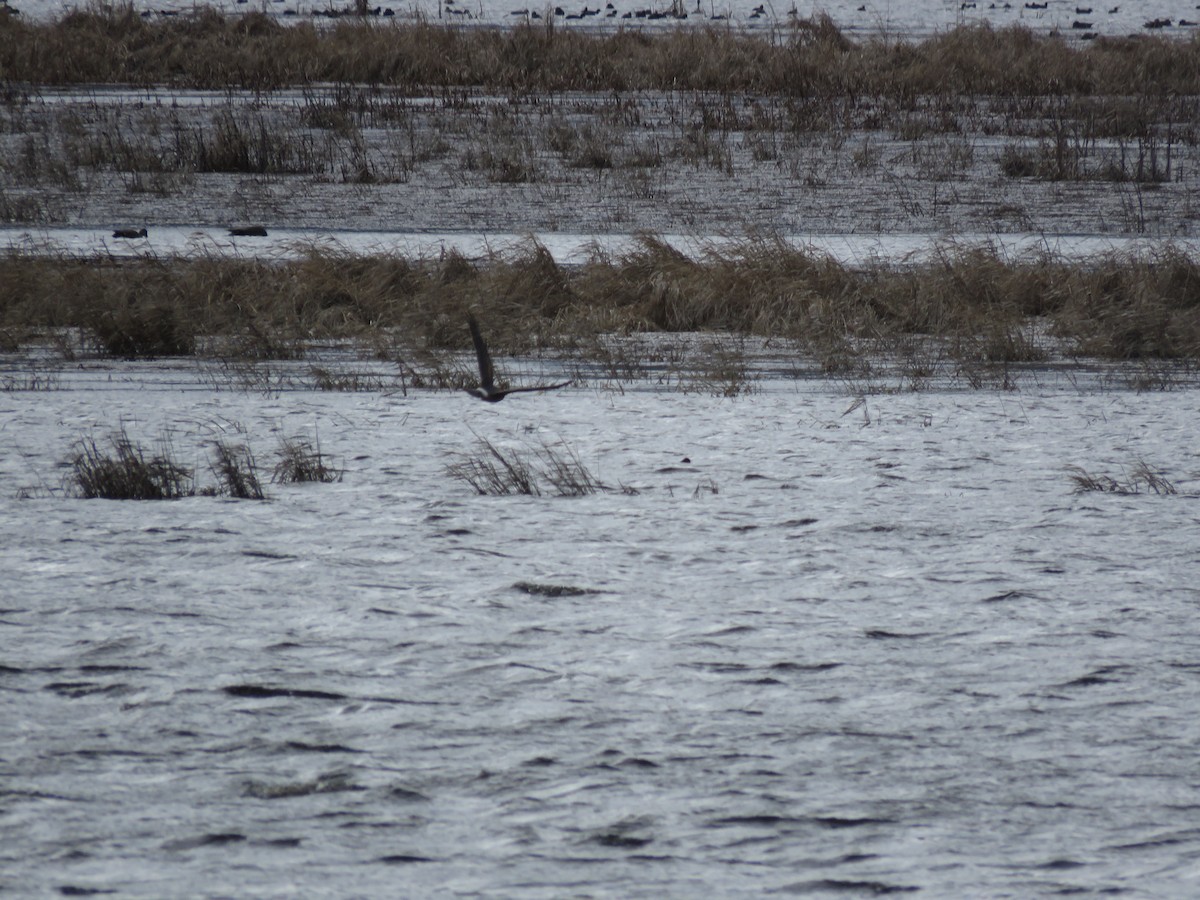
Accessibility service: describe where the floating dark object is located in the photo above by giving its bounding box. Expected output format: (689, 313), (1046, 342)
(1071, 19), (1092, 28)
(112, 227), (147, 239)
(464, 314), (572, 402)
(228, 225), (268, 237)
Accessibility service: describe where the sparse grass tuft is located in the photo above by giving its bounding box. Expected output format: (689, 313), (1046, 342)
(69, 428), (193, 500)
(208, 438), (266, 500)
(1068, 460), (1178, 495)
(447, 435), (602, 497)
(273, 436), (341, 484)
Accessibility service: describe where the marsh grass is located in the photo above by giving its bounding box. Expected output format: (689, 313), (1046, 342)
(208, 438), (266, 499)
(4, 238), (1199, 386)
(69, 428), (194, 499)
(6, 11), (1200, 100)
(273, 436), (342, 484)
(1068, 461), (1178, 495)
(447, 435), (603, 497)
(87, 301), (195, 358)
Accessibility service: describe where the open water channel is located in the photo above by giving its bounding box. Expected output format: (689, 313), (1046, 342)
(2, 350), (1199, 896)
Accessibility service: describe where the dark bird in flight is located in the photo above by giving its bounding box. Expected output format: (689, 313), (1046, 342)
(464, 314), (572, 402)
(228, 225), (268, 237)
(112, 227), (147, 239)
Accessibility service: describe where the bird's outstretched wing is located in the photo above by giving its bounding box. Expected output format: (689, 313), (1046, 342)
(466, 314), (494, 390)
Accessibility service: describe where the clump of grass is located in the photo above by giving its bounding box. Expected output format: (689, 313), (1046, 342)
(447, 436), (540, 496)
(447, 435), (602, 497)
(273, 436), (341, 484)
(69, 428), (194, 500)
(87, 302), (195, 358)
(208, 438), (266, 500)
(1068, 460), (1178, 495)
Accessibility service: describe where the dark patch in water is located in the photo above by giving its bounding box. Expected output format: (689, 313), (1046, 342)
(524, 756), (557, 766)
(781, 517), (819, 527)
(982, 590), (1028, 603)
(731, 524), (759, 532)
(389, 787), (430, 802)
(684, 662), (750, 673)
(619, 757), (659, 768)
(778, 878), (918, 894)
(864, 629), (929, 640)
(162, 832), (246, 851)
(812, 816), (896, 828)
(44, 681), (128, 698)
(592, 833), (653, 848)
(241, 549), (296, 560)
(512, 581), (600, 597)
(57, 888), (117, 897)
(285, 741), (361, 753)
(1060, 666), (1130, 688)
(1036, 858), (1086, 869)
(771, 661), (842, 672)
(378, 854), (434, 864)
(224, 684), (348, 701)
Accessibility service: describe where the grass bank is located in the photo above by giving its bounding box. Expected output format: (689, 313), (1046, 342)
(2, 238), (1197, 376)
(2, 7), (1200, 97)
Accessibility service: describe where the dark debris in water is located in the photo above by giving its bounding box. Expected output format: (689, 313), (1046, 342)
(777, 878), (919, 894)
(512, 581), (601, 597)
(591, 832), (653, 848)
(770, 661), (842, 672)
(43, 681), (129, 698)
(377, 854), (435, 864)
(224, 684), (348, 701)
(389, 787), (430, 802)
(161, 832), (246, 851)
(58, 888), (117, 897)
(864, 629), (931, 640)
(285, 741), (361, 754)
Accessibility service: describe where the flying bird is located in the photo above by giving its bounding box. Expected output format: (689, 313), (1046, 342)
(112, 227), (147, 239)
(464, 314), (572, 402)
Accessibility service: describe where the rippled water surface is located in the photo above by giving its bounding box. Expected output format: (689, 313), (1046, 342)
(3, 357), (1200, 897)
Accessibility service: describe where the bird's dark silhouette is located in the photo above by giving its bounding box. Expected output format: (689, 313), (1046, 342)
(464, 314), (572, 402)
(229, 225), (268, 237)
(112, 227), (147, 239)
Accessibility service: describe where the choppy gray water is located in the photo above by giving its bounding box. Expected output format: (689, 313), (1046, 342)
(2, 354), (1200, 897)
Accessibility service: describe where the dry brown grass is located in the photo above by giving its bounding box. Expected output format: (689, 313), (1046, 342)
(3, 238), (1199, 372)
(3, 9), (1200, 99)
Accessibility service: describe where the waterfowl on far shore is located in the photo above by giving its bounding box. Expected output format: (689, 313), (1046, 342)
(112, 227), (147, 239)
(228, 225), (269, 237)
(464, 314), (572, 402)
